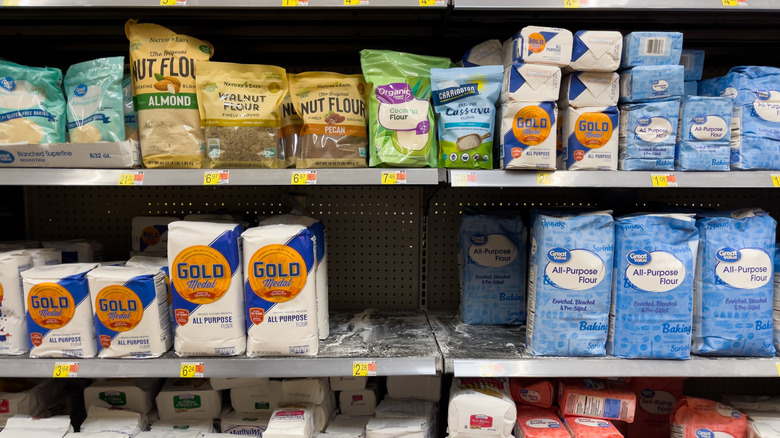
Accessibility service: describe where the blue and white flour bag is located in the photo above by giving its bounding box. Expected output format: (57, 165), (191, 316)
(242, 224), (318, 357)
(609, 214), (699, 359)
(168, 221), (246, 357)
(0, 251), (33, 355)
(459, 212), (527, 325)
(526, 210), (614, 356)
(693, 209), (776, 356)
(773, 245), (780, 354)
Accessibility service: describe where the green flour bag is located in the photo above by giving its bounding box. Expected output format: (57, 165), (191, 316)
(360, 49), (452, 168)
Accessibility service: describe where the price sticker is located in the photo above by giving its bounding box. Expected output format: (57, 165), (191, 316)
(352, 361), (377, 377)
(563, 0), (580, 7)
(180, 362), (205, 378)
(537, 172), (556, 185)
(291, 171), (317, 185)
(776, 363), (780, 376)
(204, 171), (229, 185)
(2, 0), (21, 5)
(452, 172), (477, 187)
(344, 0), (368, 4)
(381, 171), (407, 185)
(651, 174), (678, 187)
(419, 0), (443, 5)
(282, 0), (308, 5)
(771, 175), (780, 187)
(722, 0), (738, 5)
(478, 363), (504, 377)
(53, 362), (79, 378)
(118, 171), (144, 186)
(160, 0), (186, 5)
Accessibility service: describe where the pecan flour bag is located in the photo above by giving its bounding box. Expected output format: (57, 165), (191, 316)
(125, 20), (214, 168)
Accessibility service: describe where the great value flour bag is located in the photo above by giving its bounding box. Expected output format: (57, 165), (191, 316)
(64, 57), (125, 143)
(168, 221), (245, 356)
(0, 251), (32, 355)
(526, 211), (614, 356)
(242, 224), (318, 356)
(459, 212), (527, 325)
(0, 60), (66, 144)
(693, 209), (776, 356)
(448, 378), (516, 438)
(558, 378), (636, 423)
(22, 263), (99, 358)
(562, 417), (623, 438)
(628, 378), (686, 438)
(671, 397), (748, 438)
(87, 266), (172, 358)
(609, 213), (699, 359)
(514, 407), (569, 438)
(509, 379), (554, 409)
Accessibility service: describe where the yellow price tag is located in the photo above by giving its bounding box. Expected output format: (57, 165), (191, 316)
(2, 0), (21, 5)
(419, 0), (436, 5)
(344, 0), (366, 4)
(160, 0), (185, 5)
(118, 171), (144, 186)
(291, 171), (317, 185)
(352, 361), (377, 377)
(204, 171), (229, 185)
(651, 174), (677, 187)
(563, 0), (580, 7)
(381, 171), (406, 185)
(537, 172), (555, 185)
(53, 362), (79, 378)
(771, 175), (780, 187)
(722, 0), (738, 5)
(478, 363), (504, 377)
(180, 362), (205, 378)
(776, 363), (780, 376)
(282, 0), (307, 5)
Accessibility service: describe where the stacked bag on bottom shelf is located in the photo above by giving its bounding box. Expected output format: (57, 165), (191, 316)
(22, 263), (99, 358)
(167, 221), (245, 356)
(281, 377), (336, 433)
(558, 379), (636, 423)
(526, 211), (614, 356)
(369, 397), (436, 438)
(155, 379), (222, 422)
(608, 214), (699, 359)
(263, 405), (315, 438)
(0, 415), (73, 438)
(628, 378), (686, 438)
(242, 224), (318, 356)
(692, 209), (776, 356)
(514, 408), (569, 438)
(0, 380), (65, 427)
(447, 378), (515, 438)
(670, 397), (748, 438)
(79, 406), (145, 437)
(84, 379), (160, 414)
(0, 252), (33, 355)
(676, 96), (733, 171)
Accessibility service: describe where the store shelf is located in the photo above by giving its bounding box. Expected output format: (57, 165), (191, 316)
(449, 170), (780, 188)
(452, 0), (776, 10)
(0, 310), (440, 378)
(428, 312), (780, 378)
(0, 168), (443, 186)
(1, 0), (447, 8)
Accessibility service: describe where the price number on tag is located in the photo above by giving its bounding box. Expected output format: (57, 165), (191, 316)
(282, 0), (307, 5)
(204, 171), (229, 185)
(722, 0), (738, 6)
(291, 171), (317, 185)
(118, 171), (144, 186)
(353, 361), (377, 377)
(418, 0), (440, 5)
(344, 0), (367, 4)
(537, 172), (555, 185)
(180, 362), (205, 378)
(563, 0), (580, 7)
(452, 172), (477, 187)
(381, 171), (407, 185)
(53, 362), (79, 378)
(771, 175), (780, 187)
(651, 174), (678, 187)
(478, 363), (504, 377)
(160, 0), (186, 5)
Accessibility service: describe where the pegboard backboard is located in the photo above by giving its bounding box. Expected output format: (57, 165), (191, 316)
(25, 185), (425, 311)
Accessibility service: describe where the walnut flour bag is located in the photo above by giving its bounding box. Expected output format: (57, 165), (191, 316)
(279, 89), (303, 168)
(195, 61), (287, 168)
(125, 19), (214, 168)
(289, 72), (368, 168)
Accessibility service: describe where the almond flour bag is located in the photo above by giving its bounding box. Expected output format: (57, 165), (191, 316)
(360, 49), (452, 168)
(0, 60), (66, 144)
(64, 56), (125, 143)
(289, 72), (368, 168)
(125, 20), (214, 168)
(279, 90), (303, 168)
(195, 61), (287, 168)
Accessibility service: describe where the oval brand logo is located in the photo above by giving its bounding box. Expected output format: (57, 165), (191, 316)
(527, 32), (547, 53)
(95, 285), (144, 332)
(249, 244), (307, 304)
(547, 248), (571, 263)
(172, 245), (231, 304)
(692, 115), (707, 124)
(512, 106), (552, 146)
(0, 150), (15, 164)
(141, 226), (161, 246)
(469, 234), (487, 246)
(0, 77), (15, 92)
(715, 247), (741, 263)
(574, 417), (610, 427)
(574, 112), (613, 148)
(695, 429), (714, 438)
(755, 89), (771, 100)
(74, 84), (88, 97)
(627, 249), (651, 265)
(652, 80), (669, 92)
(640, 389), (655, 398)
(637, 117), (651, 126)
(27, 282), (75, 329)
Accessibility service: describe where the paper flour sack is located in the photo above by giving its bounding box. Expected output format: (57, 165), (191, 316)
(84, 379), (161, 414)
(448, 378), (516, 438)
(558, 378), (636, 423)
(263, 406), (314, 438)
(230, 379), (283, 414)
(568, 31), (623, 72)
(671, 397), (748, 438)
(155, 379), (222, 421)
(22, 263), (98, 358)
(514, 407), (568, 438)
(500, 101), (558, 170)
(168, 221), (245, 356)
(258, 214), (329, 339)
(509, 379), (554, 409)
(132, 216), (179, 256)
(17, 249), (60, 267)
(80, 406), (145, 437)
(628, 378), (686, 438)
(562, 417), (623, 438)
(219, 411), (270, 437)
(0, 252), (33, 355)
(242, 224), (318, 356)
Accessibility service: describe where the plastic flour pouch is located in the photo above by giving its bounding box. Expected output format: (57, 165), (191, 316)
(526, 210), (614, 357)
(279, 90), (302, 168)
(64, 56), (125, 143)
(360, 49), (452, 168)
(693, 209), (776, 356)
(122, 74), (138, 141)
(448, 377), (516, 438)
(459, 211), (527, 325)
(125, 20), (214, 168)
(430, 65), (502, 169)
(87, 266), (172, 358)
(0, 251), (33, 355)
(0, 60), (66, 144)
(514, 407), (569, 438)
(242, 224), (318, 356)
(671, 397), (748, 438)
(609, 213), (699, 359)
(22, 263), (99, 358)
(168, 221), (246, 356)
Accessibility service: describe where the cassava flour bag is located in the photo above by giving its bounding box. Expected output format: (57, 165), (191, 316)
(125, 20), (214, 168)
(0, 251), (33, 355)
(0, 60), (66, 144)
(168, 221), (245, 356)
(242, 224), (318, 356)
(64, 57), (125, 143)
(195, 61), (288, 168)
(87, 266), (172, 358)
(22, 263), (99, 358)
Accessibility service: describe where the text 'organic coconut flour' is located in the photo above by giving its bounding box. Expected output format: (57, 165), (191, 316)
(125, 20), (214, 168)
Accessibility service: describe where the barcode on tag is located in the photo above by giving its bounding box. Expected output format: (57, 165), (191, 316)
(642, 37), (666, 56)
(680, 53), (692, 70)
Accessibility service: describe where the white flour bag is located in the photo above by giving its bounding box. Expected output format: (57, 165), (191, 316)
(168, 221), (245, 356)
(242, 224), (318, 356)
(0, 252), (33, 355)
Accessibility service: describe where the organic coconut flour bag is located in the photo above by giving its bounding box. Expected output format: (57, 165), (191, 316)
(125, 20), (214, 168)
(360, 50), (452, 168)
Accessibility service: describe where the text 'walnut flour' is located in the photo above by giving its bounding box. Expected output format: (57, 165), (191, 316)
(125, 20), (214, 168)
(195, 61), (288, 168)
(289, 72), (368, 168)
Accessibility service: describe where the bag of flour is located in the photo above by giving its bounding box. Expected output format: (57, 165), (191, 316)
(87, 266), (172, 358)
(80, 406), (145, 437)
(0, 252), (33, 355)
(22, 263), (98, 358)
(168, 221), (245, 356)
(242, 225), (318, 356)
(17, 248), (60, 267)
(263, 406), (315, 438)
(448, 378), (515, 438)
(671, 397), (748, 438)
(64, 56), (125, 143)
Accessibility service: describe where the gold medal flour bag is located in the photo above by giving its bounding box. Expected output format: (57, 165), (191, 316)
(125, 20), (214, 168)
